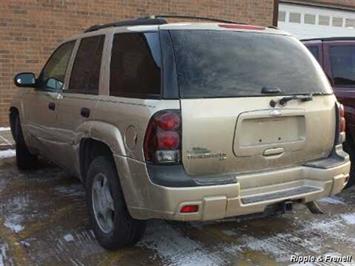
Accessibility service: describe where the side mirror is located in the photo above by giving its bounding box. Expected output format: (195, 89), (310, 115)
(14, 72), (37, 88)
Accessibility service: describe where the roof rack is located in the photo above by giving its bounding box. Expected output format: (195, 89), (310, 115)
(147, 15), (245, 24)
(84, 15), (246, 33)
(84, 17), (167, 32)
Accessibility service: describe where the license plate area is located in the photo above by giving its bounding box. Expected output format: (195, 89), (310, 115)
(233, 109), (306, 157)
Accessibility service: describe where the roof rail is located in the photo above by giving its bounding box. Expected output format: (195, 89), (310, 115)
(84, 17), (167, 32)
(148, 15), (245, 24)
(83, 15), (246, 33)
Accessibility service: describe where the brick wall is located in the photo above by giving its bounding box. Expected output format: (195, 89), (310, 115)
(0, 0), (275, 126)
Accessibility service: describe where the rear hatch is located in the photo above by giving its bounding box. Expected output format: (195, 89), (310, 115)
(169, 29), (335, 176)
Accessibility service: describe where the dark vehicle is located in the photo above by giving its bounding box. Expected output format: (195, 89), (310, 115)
(303, 37), (355, 187)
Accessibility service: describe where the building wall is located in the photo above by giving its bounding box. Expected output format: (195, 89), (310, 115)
(0, 0), (275, 126)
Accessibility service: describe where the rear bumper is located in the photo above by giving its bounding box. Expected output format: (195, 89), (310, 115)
(114, 147), (350, 221)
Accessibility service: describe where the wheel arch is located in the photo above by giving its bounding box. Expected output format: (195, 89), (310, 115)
(9, 106), (19, 141)
(76, 121), (127, 181)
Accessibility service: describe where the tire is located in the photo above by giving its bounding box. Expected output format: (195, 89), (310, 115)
(343, 138), (355, 188)
(86, 156), (146, 250)
(13, 114), (38, 170)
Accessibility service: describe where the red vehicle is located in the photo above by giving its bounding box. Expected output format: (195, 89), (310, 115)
(303, 37), (355, 187)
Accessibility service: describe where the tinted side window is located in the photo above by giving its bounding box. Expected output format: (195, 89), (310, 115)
(307, 46), (320, 62)
(69, 35), (105, 94)
(39, 41), (75, 91)
(330, 45), (355, 86)
(110, 32), (161, 98)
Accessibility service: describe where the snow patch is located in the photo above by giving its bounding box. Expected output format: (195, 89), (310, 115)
(0, 127), (10, 132)
(4, 213), (24, 233)
(0, 149), (15, 159)
(318, 196), (345, 205)
(222, 230), (238, 237)
(64, 234), (75, 242)
(0, 243), (7, 266)
(1, 195), (31, 235)
(138, 221), (225, 266)
(340, 213), (355, 225)
(54, 184), (84, 197)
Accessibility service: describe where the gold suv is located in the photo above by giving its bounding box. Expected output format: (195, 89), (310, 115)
(10, 16), (350, 250)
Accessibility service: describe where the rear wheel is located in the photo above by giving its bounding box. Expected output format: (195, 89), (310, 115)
(343, 137), (355, 188)
(13, 114), (38, 170)
(86, 156), (146, 250)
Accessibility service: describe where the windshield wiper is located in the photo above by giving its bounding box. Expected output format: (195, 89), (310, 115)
(279, 94), (313, 106)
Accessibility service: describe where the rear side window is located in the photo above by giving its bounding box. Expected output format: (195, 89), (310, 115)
(170, 31), (331, 98)
(307, 46), (320, 62)
(110, 32), (161, 98)
(330, 45), (355, 86)
(69, 35), (105, 94)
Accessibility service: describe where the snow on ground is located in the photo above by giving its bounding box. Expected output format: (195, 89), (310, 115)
(63, 234), (75, 242)
(138, 221), (225, 266)
(0, 127), (10, 132)
(1, 195), (30, 235)
(4, 214), (24, 233)
(54, 184), (85, 197)
(0, 149), (15, 159)
(340, 213), (355, 225)
(0, 242), (8, 266)
(318, 196), (346, 205)
(137, 210), (355, 265)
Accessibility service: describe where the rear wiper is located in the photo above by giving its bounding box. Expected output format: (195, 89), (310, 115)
(279, 94), (313, 106)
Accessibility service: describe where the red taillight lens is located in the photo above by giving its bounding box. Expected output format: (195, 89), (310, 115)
(157, 112), (181, 130)
(144, 110), (181, 164)
(157, 131), (180, 149)
(180, 205), (199, 213)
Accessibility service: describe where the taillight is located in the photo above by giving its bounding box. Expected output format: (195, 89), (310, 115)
(144, 110), (181, 164)
(337, 103), (346, 144)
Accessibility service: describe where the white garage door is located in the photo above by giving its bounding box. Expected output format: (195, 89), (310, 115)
(278, 3), (355, 39)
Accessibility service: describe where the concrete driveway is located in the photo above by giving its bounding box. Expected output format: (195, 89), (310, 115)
(0, 151), (355, 266)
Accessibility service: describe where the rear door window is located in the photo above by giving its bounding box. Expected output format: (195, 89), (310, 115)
(330, 45), (355, 86)
(69, 35), (105, 94)
(170, 30), (331, 98)
(110, 32), (161, 98)
(306, 45), (320, 62)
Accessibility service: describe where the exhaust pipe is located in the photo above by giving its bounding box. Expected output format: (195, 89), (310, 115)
(280, 200), (293, 213)
(306, 201), (324, 214)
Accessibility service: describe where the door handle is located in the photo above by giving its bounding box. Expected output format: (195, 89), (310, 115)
(48, 102), (56, 111)
(80, 107), (90, 118)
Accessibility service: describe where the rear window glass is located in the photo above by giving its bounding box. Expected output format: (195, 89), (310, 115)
(330, 45), (355, 86)
(170, 31), (331, 98)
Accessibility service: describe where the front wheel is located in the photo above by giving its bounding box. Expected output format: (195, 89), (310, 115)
(13, 114), (38, 170)
(86, 156), (146, 250)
